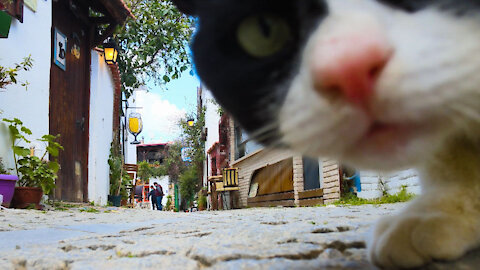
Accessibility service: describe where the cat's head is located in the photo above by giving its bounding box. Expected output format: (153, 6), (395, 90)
(174, 0), (480, 170)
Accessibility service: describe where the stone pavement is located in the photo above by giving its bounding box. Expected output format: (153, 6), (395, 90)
(0, 203), (479, 269)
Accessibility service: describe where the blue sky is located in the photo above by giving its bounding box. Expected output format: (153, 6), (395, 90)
(136, 71), (200, 143)
(156, 71), (199, 112)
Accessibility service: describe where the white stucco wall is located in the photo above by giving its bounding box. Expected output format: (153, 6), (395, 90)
(0, 2), (52, 169)
(357, 169), (421, 199)
(88, 51), (114, 205)
(125, 132), (139, 164)
(202, 88), (221, 185)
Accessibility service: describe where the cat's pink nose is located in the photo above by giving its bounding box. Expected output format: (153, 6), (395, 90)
(311, 34), (392, 107)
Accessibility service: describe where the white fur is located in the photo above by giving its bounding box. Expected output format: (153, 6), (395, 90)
(279, 0), (480, 267)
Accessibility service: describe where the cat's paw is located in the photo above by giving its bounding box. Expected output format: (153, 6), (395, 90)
(368, 203), (480, 269)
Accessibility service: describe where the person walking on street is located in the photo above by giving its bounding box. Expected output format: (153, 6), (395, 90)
(155, 183), (164, 211)
(148, 185), (157, 210)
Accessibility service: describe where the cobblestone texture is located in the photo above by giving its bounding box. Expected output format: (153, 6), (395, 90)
(0, 203), (479, 269)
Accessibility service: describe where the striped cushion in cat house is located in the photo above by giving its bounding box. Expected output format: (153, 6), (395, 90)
(215, 168), (239, 192)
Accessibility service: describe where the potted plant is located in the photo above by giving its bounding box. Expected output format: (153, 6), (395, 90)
(3, 118), (63, 209)
(120, 171), (131, 206)
(108, 142), (129, 207)
(165, 195), (172, 210)
(0, 157), (18, 207)
(197, 189), (207, 211)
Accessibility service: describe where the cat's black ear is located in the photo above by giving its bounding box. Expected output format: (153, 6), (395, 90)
(171, 0), (196, 15)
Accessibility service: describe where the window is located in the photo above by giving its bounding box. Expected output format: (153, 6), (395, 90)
(235, 125), (262, 159)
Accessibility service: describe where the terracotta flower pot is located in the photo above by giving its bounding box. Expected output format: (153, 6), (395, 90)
(0, 174), (18, 207)
(11, 187), (43, 209)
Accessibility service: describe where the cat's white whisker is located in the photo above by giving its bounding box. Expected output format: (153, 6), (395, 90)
(446, 103), (480, 126)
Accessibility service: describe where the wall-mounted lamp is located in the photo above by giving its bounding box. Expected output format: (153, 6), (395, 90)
(187, 118), (195, 127)
(103, 37), (119, 65)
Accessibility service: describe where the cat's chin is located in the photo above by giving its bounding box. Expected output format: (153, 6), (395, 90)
(357, 122), (420, 154)
(280, 112), (442, 170)
(340, 121), (444, 170)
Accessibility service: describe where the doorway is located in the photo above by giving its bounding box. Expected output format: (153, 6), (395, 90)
(49, 0), (91, 202)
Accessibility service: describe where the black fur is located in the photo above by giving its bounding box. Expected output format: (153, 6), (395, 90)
(172, 0), (196, 15)
(376, 0), (440, 12)
(181, 0), (326, 144)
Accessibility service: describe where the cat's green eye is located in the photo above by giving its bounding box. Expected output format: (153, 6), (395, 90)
(237, 14), (291, 58)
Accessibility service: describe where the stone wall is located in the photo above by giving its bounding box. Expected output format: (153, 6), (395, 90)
(322, 159), (341, 204)
(357, 169), (420, 199)
(293, 156), (305, 205)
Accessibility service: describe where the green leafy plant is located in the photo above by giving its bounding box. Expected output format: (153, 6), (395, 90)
(114, 0), (194, 97)
(173, 107), (207, 205)
(165, 195), (172, 210)
(197, 191), (206, 210)
(210, 99), (224, 116)
(162, 142), (187, 183)
(332, 186), (415, 206)
(179, 107), (206, 172)
(120, 171), (131, 200)
(137, 160), (151, 182)
(149, 108), (207, 210)
(137, 161), (167, 184)
(79, 207), (100, 213)
(137, 160), (165, 183)
(52, 202), (78, 209)
(3, 118), (32, 174)
(17, 156), (57, 195)
(0, 55), (33, 91)
(108, 142), (123, 196)
(179, 166), (198, 206)
(2, 118), (63, 195)
(108, 141), (131, 199)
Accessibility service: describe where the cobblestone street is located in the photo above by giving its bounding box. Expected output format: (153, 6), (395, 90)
(0, 203), (479, 269)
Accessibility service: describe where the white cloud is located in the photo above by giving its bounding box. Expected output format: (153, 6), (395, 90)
(134, 91), (186, 143)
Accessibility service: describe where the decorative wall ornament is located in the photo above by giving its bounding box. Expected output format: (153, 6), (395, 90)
(54, 28), (67, 71)
(71, 33), (81, 59)
(24, 0), (36, 12)
(127, 112), (143, 144)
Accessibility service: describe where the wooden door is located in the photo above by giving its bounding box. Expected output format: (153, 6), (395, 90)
(250, 158), (294, 196)
(50, 0), (90, 202)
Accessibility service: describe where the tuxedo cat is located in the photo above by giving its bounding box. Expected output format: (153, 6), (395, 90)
(173, 0), (480, 268)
